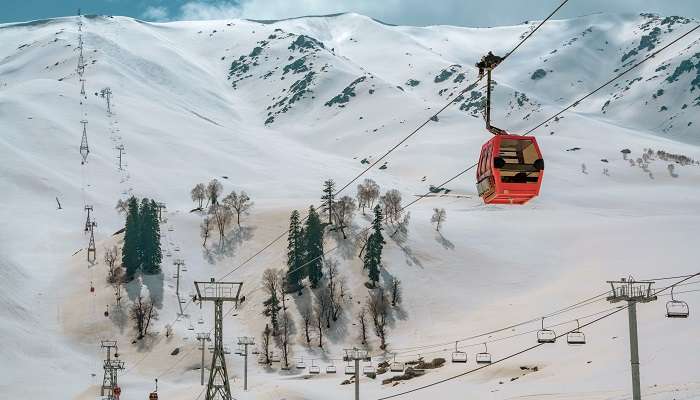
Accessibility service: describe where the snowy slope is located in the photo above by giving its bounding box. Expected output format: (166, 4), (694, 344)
(1, 12), (700, 400)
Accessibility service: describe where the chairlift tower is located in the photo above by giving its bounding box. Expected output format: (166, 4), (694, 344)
(100, 340), (124, 400)
(237, 336), (255, 391)
(343, 348), (370, 400)
(84, 205), (93, 232)
(80, 120), (89, 164)
(194, 278), (243, 400)
(173, 259), (185, 316)
(116, 144), (125, 170)
(197, 332), (212, 386)
(87, 220), (97, 263)
(80, 77), (86, 97)
(606, 277), (657, 400)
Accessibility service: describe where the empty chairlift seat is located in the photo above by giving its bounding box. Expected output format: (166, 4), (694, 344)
(475, 343), (492, 364)
(666, 287), (690, 318)
(363, 363), (376, 376)
(390, 361), (405, 372)
(345, 364), (356, 375)
(295, 358), (306, 369)
(451, 341), (468, 363)
(567, 319), (586, 345)
(326, 364), (337, 374)
(537, 317), (556, 344)
(309, 361), (320, 374)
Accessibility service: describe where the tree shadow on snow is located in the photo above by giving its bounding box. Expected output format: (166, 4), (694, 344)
(380, 269), (408, 322)
(435, 232), (455, 250)
(205, 225), (256, 263)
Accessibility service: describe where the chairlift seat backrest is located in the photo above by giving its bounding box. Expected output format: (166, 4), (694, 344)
(296, 361), (306, 369)
(537, 329), (556, 343)
(390, 362), (405, 372)
(310, 365), (320, 374)
(451, 351), (467, 363)
(345, 365), (355, 375)
(475, 352), (492, 364)
(566, 331), (586, 345)
(666, 300), (689, 318)
(363, 365), (376, 375)
(326, 365), (337, 373)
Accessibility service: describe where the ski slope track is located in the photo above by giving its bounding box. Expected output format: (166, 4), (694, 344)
(1, 11), (700, 400)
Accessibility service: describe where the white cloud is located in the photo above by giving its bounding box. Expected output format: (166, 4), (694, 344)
(142, 5), (170, 21)
(174, 0), (700, 26)
(179, 2), (243, 21)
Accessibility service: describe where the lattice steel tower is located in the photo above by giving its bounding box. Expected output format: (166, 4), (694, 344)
(80, 120), (89, 164)
(194, 278), (243, 400)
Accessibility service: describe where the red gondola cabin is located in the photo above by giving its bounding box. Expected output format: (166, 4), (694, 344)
(476, 135), (544, 204)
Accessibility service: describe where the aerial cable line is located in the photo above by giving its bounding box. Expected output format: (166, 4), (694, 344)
(377, 272), (699, 399)
(217, 1), (569, 281)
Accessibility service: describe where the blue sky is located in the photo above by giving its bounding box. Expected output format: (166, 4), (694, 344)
(2, 0), (700, 26)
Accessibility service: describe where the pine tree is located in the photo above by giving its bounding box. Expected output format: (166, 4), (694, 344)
(286, 210), (304, 292)
(320, 179), (335, 226)
(122, 196), (141, 280)
(144, 199), (162, 274)
(363, 205), (385, 287)
(262, 290), (281, 335)
(303, 205), (324, 288)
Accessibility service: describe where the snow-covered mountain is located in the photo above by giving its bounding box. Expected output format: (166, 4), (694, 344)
(1, 12), (700, 400)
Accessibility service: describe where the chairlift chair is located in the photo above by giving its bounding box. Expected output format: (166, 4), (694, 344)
(537, 317), (556, 343)
(390, 355), (405, 372)
(475, 343), (492, 364)
(566, 319), (586, 345)
(270, 353), (281, 363)
(362, 361), (376, 376)
(666, 287), (690, 318)
(326, 364), (337, 374)
(451, 341), (467, 363)
(345, 363), (355, 375)
(296, 358), (306, 369)
(309, 361), (320, 374)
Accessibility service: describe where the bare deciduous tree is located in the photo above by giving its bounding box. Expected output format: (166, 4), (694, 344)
(357, 229), (370, 259)
(129, 295), (158, 339)
(431, 208), (446, 231)
(209, 203), (233, 244)
(200, 216), (212, 247)
(367, 290), (389, 349)
(261, 324), (272, 365)
(191, 183), (206, 209)
(278, 310), (292, 368)
(357, 306), (368, 345)
(115, 199), (128, 215)
(332, 195), (356, 239)
(206, 179), (223, 206)
(356, 178), (380, 214)
(314, 290), (331, 348)
(104, 245), (119, 281)
(301, 306), (313, 345)
(390, 278), (402, 307)
(262, 268), (282, 334)
(381, 189), (403, 224)
(223, 190), (254, 226)
(276, 269), (288, 311)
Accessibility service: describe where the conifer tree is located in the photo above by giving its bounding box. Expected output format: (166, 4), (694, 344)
(286, 210), (304, 291)
(142, 199), (162, 274)
(320, 179), (335, 225)
(303, 205), (324, 288)
(363, 205), (385, 287)
(122, 196), (141, 280)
